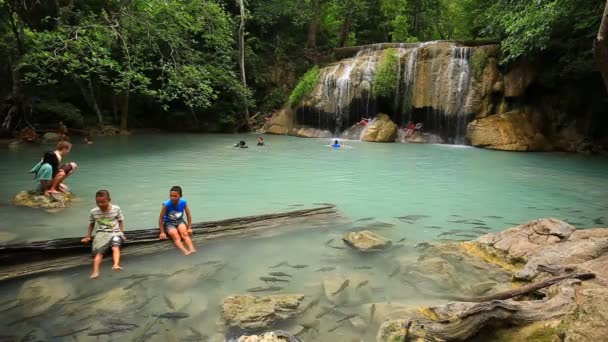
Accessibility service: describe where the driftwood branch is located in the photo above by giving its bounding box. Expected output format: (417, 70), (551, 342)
(443, 272), (595, 302)
(0, 205), (339, 282)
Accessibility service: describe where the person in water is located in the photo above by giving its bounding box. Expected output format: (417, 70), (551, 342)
(234, 140), (248, 148)
(332, 139), (341, 148)
(257, 136), (264, 146)
(81, 190), (126, 278)
(158, 186), (196, 255)
(47, 162), (78, 194)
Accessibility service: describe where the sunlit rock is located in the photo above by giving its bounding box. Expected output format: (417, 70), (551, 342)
(342, 230), (392, 251)
(360, 114), (398, 142)
(14, 190), (73, 209)
(466, 111), (553, 151)
(42, 132), (61, 143)
(221, 294), (305, 333)
(402, 132), (444, 144)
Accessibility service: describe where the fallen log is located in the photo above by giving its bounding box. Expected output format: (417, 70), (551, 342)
(0, 205), (339, 282)
(443, 272), (595, 302)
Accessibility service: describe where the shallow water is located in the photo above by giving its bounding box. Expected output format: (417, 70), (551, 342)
(0, 134), (607, 340)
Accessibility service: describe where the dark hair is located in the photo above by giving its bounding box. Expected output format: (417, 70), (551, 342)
(170, 186), (182, 196)
(95, 190), (111, 199)
(42, 151), (55, 164)
(334, 140), (339, 144)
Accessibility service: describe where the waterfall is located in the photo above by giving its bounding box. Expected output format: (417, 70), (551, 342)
(305, 41), (477, 143)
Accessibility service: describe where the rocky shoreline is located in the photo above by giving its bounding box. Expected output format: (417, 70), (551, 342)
(226, 218), (608, 341)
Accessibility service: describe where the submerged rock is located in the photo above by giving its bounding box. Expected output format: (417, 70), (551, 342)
(342, 230), (392, 251)
(402, 132), (444, 144)
(14, 190), (74, 209)
(466, 111), (553, 151)
(18, 277), (73, 315)
(361, 114), (398, 142)
(221, 294), (305, 333)
(235, 331), (302, 342)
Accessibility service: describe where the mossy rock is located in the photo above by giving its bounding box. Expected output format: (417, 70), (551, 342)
(14, 190), (74, 209)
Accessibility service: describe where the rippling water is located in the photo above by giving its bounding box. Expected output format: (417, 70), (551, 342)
(0, 134), (607, 341)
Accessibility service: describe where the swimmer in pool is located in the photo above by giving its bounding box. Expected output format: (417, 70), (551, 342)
(331, 139), (341, 148)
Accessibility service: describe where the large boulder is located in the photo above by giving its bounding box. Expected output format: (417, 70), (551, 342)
(342, 230), (392, 251)
(262, 109), (294, 136)
(14, 190), (74, 209)
(466, 111), (553, 151)
(42, 132), (61, 143)
(555, 284), (608, 341)
(361, 114), (398, 142)
(221, 294), (305, 333)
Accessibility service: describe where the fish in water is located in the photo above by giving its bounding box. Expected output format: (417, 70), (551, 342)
(299, 319), (320, 333)
(483, 215), (503, 219)
(331, 280), (350, 295)
(448, 219), (468, 223)
(396, 237), (407, 243)
(315, 267), (335, 272)
(313, 202), (334, 207)
(328, 245), (346, 250)
(163, 295), (175, 310)
(594, 217), (605, 225)
(154, 312), (190, 319)
(269, 272), (292, 278)
(325, 238), (334, 245)
(425, 225), (443, 229)
(269, 261), (288, 268)
(260, 276), (290, 283)
(201, 260), (222, 265)
(289, 264), (309, 269)
(356, 217), (375, 222)
(103, 318), (138, 327)
(300, 298), (320, 313)
(450, 214), (461, 217)
(336, 313), (358, 323)
(389, 266), (400, 278)
(355, 280), (369, 290)
(123, 278), (146, 290)
(327, 323), (343, 332)
(52, 326), (91, 338)
(370, 303), (376, 322)
(88, 326), (134, 336)
(455, 234), (480, 239)
(246, 286), (283, 292)
(289, 204), (304, 207)
(315, 306), (336, 319)
(354, 266), (372, 270)
(474, 226), (491, 230)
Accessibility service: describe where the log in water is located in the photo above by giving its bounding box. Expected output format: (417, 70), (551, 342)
(0, 205), (339, 282)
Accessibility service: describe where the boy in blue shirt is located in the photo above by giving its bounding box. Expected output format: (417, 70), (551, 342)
(158, 186), (196, 255)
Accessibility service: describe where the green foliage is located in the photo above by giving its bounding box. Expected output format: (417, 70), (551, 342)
(471, 49), (489, 79)
(373, 48), (399, 98)
(34, 100), (84, 127)
(288, 66), (319, 107)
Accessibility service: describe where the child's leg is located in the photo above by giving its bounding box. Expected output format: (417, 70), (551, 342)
(168, 229), (189, 255)
(177, 224), (195, 253)
(47, 170), (66, 193)
(91, 253), (103, 278)
(111, 246), (123, 270)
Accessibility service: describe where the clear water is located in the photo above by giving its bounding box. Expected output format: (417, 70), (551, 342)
(0, 134), (607, 341)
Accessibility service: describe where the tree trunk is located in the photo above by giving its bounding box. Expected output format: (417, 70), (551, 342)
(120, 88), (129, 131)
(595, 0), (608, 94)
(237, 0), (250, 130)
(75, 77), (103, 125)
(306, 0), (320, 49)
(338, 17), (352, 47)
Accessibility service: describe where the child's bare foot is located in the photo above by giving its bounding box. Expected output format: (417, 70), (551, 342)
(90, 272), (99, 278)
(189, 249), (197, 254)
(184, 250), (193, 256)
(112, 265), (123, 271)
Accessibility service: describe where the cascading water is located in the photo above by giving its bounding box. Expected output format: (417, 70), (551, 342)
(304, 41), (477, 143)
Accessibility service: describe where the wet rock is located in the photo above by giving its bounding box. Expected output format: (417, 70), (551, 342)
(14, 190), (74, 209)
(470, 281), (498, 295)
(555, 284), (608, 341)
(221, 294), (305, 333)
(42, 132), (61, 143)
(261, 109), (293, 136)
(342, 230), (392, 252)
(402, 132), (444, 144)
(467, 111), (553, 151)
(361, 114), (398, 142)
(340, 124), (367, 140)
(18, 277), (72, 315)
(294, 127), (332, 138)
(95, 287), (134, 312)
(0, 231), (17, 242)
(235, 331), (302, 342)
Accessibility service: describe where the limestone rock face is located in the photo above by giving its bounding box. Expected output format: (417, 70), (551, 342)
(503, 60), (538, 97)
(262, 109), (293, 135)
(342, 230), (392, 251)
(467, 111), (553, 151)
(360, 114), (398, 142)
(14, 190), (74, 209)
(556, 284), (608, 341)
(294, 127), (332, 138)
(221, 294), (304, 333)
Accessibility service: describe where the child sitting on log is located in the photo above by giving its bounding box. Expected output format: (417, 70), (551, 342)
(81, 190), (126, 278)
(158, 186), (196, 255)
